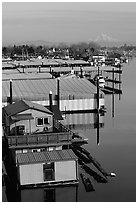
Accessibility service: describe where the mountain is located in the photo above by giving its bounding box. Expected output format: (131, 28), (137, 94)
(94, 33), (135, 47)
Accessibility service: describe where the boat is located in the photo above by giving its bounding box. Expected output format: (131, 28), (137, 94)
(80, 173), (95, 192)
(93, 75), (105, 88)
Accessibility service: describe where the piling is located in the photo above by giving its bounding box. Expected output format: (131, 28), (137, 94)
(38, 66), (41, 73)
(49, 91), (53, 111)
(97, 78), (99, 111)
(57, 78), (60, 109)
(112, 68), (115, 117)
(10, 79), (12, 104)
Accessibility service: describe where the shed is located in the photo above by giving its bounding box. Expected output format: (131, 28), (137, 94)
(16, 149), (78, 186)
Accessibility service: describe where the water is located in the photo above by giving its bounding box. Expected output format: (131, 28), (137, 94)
(3, 59), (136, 202)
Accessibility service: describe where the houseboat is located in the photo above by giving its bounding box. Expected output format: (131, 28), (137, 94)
(2, 100), (80, 188)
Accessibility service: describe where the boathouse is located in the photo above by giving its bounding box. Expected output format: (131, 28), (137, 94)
(2, 77), (105, 111)
(16, 149), (78, 187)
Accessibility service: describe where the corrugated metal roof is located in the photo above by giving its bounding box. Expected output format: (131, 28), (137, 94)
(3, 100), (53, 116)
(17, 149), (78, 164)
(2, 77), (98, 103)
(2, 73), (52, 81)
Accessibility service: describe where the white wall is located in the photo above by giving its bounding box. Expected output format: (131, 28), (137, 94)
(55, 161), (76, 181)
(19, 163), (43, 185)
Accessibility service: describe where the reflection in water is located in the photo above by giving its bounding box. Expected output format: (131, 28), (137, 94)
(112, 93), (115, 118)
(18, 186), (78, 202)
(62, 112), (104, 130)
(4, 185), (78, 202)
(62, 112), (105, 145)
(118, 72), (122, 100)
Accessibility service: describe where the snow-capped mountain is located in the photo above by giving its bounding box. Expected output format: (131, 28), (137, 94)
(94, 33), (123, 47)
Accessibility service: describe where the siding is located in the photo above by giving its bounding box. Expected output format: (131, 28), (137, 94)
(55, 161), (76, 181)
(19, 163), (43, 185)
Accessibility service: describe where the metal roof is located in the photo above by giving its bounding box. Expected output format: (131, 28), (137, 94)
(2, 77), (98, 103)
(2, 73), (52, 81)
(17, 149), (78, 164)
(3, 100), (53, 116)
(2, 69), (20, 74)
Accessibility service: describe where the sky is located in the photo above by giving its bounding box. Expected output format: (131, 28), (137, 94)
(2, 1), (136, 45)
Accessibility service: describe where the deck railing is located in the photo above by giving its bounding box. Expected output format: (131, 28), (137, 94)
(7, 132), (71, 147)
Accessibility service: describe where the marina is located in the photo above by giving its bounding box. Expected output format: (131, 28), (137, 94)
(2, 2), (136, 201)
(2, 57), (135, 201)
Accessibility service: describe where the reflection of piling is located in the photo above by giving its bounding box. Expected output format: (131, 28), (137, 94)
(112, 68), (115, 118)
(96, 113), (100, 145)
(118, 72), (121, 100)
(112, 92), (115, 118)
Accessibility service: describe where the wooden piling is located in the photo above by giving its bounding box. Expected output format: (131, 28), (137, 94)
(10, 79), (12, 104)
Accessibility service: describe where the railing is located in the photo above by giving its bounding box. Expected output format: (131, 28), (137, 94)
(54, 119), (74, 136)
(53, 119), (82, 139)
(8, 132), (71, 147)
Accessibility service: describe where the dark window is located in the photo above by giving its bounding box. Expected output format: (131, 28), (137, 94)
(44, 118), (49, 124)
(32, 149), (37, 152)
(37, 118), (43, 126)
(43, 163), (54, 181)
(36, 117), (50, 126)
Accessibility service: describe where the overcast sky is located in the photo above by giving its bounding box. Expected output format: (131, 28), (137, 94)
(2, 2), (136, 45)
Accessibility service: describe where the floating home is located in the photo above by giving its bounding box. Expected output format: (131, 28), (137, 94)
(2, 100), (72, 160)
(16, 149), (78, 187)
(2, 76), (105, 112)
(2, 100), (79, 187)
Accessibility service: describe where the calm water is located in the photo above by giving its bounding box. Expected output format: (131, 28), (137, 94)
(3, 59), (136, 202)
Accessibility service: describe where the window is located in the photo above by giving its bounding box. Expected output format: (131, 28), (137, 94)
(37, 118), (43, 126)
(36, 117), (50, 126)
(32, 149), (37, 152)
(43, 163), (55, 181)
(44, 118), (49, 125)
